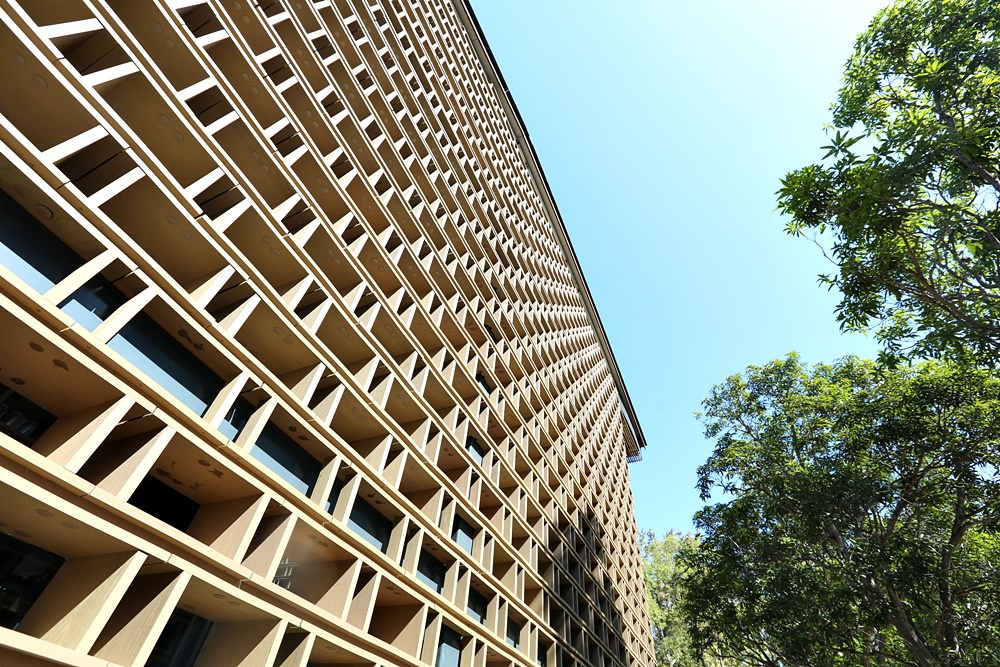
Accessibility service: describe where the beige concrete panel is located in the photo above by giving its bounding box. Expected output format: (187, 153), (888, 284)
(301, 298), (332, 334)
(194, 619), (286, 667)
(368, 603), (425, 657)
(218, 293), (262, 336)
(202, 372), (252, 435)
(273, 631), (315, 667)
(91, 285), (156, 343)
(383, 446), (407, 490)
(386, 515), (409, 565)
(0, 627), (112, 667)
(312, 559), (361, 618)
(189, 264), (239, 309)
(418, 612), (442, 666)
(242, 512), (297, 580)
(346, 569), (380, 631)
(331, 473), (361, 522)
(208, 198), (254, 233)
(42, 247), (117, 305)
(90, 570), (191, 666)
(307, 455), (342, 509)
(282, 363), (326, 403)
(234, 397), (278, 452)
(85, 163), (146, 209)
(94, 426), (175, 499)
(18, 550), (147, 653)
(188, 494), (269, 561)
(33, 395), (136, 473)
(281, 275), (314, 310)
(311, 382), (345, 428)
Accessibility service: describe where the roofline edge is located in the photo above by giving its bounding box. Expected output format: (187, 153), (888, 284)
(452, 1), (649, 459)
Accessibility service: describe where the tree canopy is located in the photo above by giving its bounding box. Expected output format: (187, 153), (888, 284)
(682, 355), (1000, 666)
(641, 531), (702, 667)
(777, 0), (1000, 364)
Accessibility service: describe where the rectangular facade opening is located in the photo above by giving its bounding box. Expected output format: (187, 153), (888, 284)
(416, 549), (445, 593)
(0, 383), (57, 446)
(129, 474), (202, 532)
(249, 422), (321, 496)
(0, 532), (64, 630)
(347, 497), (393, 553)
(451, 514), (475, 554)
(146, 608), (213, 667)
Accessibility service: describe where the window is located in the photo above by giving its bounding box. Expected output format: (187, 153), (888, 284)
(416, 549), (445, 593)
(466, 588), (487, 624)
(0, 532), (64, 629)
(324, 476), (346, 514)
(129, 475), (201, 532)
(537, 642), (549, 667)
(58, 274), (127, 331)
(465, 436), (485, 465)
(506, 618), (521, 649)
(451, 515), (475, 554)
(0, 190), (81, 293)
(249, 422), (321, 496)
(347, 497), (393, 553)
(273, 557), (295, 589)
(436, 625), (462, 667)
(108, 314), (225, 417)
(0, 384), (57, 446)
(0, 222), (230, 421)
(217, 397), (254, 442)
(146, 608), (213, 667)
(474, 372), (493, 394)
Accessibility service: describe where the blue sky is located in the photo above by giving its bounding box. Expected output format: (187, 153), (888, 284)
(470, 1), (889, 533)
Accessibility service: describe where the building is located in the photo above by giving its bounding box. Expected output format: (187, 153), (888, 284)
(0, 0), (653, 666)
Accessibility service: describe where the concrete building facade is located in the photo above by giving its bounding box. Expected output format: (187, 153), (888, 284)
(0, 0), (653, 666)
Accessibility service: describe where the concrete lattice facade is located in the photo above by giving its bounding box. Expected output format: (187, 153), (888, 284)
(0, 0), (653, 666)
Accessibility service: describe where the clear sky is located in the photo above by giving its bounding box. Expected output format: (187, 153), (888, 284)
(470, 0), (890, 534)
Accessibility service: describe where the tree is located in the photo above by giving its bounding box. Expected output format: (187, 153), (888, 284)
(777, 0), (1000, 364)
(682, 354), (1000, 666)
(641, 531), (700, 666)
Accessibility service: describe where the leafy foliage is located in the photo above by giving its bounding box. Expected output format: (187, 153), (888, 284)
(777, 0), (1000, 364)
(683, 354), (1000, 666)
(641, 531), (701, 666)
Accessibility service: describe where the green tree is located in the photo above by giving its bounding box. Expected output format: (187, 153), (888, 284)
(777, 0), (1000, 364)
(641, 531), (699, 666)
(682, 354), (1000, 666)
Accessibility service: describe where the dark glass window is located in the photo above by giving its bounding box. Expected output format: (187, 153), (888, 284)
(0, 532), (64, 629)
(217, 397), (254, 442)
(347, 497), (392, 553)
(58, 274), (127, 331)
(466, 588), (487, 624)
(416, 549), (445, 593)
(108, 313), (224, 417)
(129, 475), (201, 532)
(465, 436), (485, 465)
(249, 423), (320, 496)
(537, 642), (549, 667)
(451, 515), (475, 554)
(506, 618), (521, 649)
(0, 384), (57, 446)
(474, 373), (493, 394)
(325, 476), (346, 514)
(146, 608), (213, 667)
(0, 190), (81, 293)
(273, 557), (295, 589)
(436, 625), (462, 667)
(28, 258), (228, 419)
